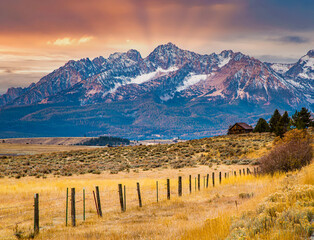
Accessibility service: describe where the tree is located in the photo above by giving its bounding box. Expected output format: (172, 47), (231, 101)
(269, 109), (281, 132)
(253, 118), (270, 133)
(275, 111), (290, 137)
(292, 107), (313, 129)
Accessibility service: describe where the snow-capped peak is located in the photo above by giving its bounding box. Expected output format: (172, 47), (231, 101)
(216, 50), (234, 68)
(296, 51), (314, 79)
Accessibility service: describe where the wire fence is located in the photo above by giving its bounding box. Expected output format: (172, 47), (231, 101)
(0, 167), (259, 238)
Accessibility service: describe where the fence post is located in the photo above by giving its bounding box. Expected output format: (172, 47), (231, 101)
(212, 172), (215, 187)
(156, 181), (159, 202)
(34, 193), (39, 234)
(65, 188), (68, 226)
(93, 191), (99, 216)
(118, 184), (124, 212)
(71, 188), (76, 227)
(189, 175), (191, 194)
(137, 182), (142, 207)
(178, 176), (182, 197)
(95, 186), (102, 217)
(83, 188), (85, 221)
(243, 168), (245, 175)
(247, 168), (250, 175)
(206, 174), (209, 188)
(123, 185), (126, 211)
(239, 169), (241, 176)
(234, 171), (237, 177)
(219, 172), (222, 184)
(198, 174), (200, 191)
(224, 172), (227, 179)
(167, 179), (170, 200)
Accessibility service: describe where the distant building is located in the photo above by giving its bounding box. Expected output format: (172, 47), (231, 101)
(228, 122), (253, 135)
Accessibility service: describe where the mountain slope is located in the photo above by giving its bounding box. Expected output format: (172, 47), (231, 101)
(0, 43), (312, 138)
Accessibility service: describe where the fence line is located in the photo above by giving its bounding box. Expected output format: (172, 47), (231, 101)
(0, 167), (258, 237)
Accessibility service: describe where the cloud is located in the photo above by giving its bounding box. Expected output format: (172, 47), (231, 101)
(1, 0), (313, 37)
(48, 38), (75, 46)
(255, 55), (299, 64)
(78, 36), (94, 44)
(277, 36), (310, 44)
(47, 36), (94, 46)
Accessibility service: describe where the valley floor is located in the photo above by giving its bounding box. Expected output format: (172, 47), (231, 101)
(0, 142), (93, 155)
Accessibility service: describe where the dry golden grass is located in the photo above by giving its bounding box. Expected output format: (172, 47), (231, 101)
(0, 137), (93, 146)
(182, 163), (314, 240)
(0, 132), (311, 239)
(0, 143), (93, 155)
(0, 164), (284, 240)
(0, 132), (274, 178)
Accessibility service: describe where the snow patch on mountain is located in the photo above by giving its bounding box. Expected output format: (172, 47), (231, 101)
(160, 93), (174, 101)
(297, 55), (314, 79)
(106, 67), (179, 95)
(237, 88), (249, 100)
(130, 67), (178, 85)
(270, 63), (292, 74)
(301, 55), (314, 70)
(305, 94), (314, 104)
(177, 73), (208, 92)
(218, 56), (232, 68)
(108, 83), (123, 94)
(286, 79), (303, 88)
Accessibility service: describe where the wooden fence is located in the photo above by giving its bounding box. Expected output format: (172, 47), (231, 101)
(0, 167), (259, 238)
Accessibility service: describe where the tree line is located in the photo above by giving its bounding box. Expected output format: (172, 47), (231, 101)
(254, 107), (313, 137)
(77, 136), (130, 146)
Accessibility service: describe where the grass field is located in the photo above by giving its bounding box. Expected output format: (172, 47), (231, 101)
(0, 143), (94, 156)
(0, 133), (274, 178)
(0, 132), (312, 239)
(0, 163), (312, 240)
(0, 137), (93, 146)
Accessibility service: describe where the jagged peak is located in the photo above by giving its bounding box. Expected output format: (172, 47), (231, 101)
(126, 49), (142, 61)
(306, 49), (314, 58)
(219, 50), (234, 57)
(108, 49), (142, 62)
(108, 52), (125, 60)
(150, 42), (182, 54)
(160, 42), (178, 49)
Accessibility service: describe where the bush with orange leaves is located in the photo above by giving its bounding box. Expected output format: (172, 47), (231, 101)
(259, 129), (312, 174)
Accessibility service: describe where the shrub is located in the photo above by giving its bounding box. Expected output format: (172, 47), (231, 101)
(260, 129), (312, 174)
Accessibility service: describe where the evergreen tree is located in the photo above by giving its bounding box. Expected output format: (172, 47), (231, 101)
(253, 118), (270, 133)
(281, 111), (290, 130)
(275, 111), (290, 137)
(269, 109), (281, 132)
(292, 107), (313, 129)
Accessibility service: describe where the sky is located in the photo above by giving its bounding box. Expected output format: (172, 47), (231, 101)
(0, 0), (313, 93)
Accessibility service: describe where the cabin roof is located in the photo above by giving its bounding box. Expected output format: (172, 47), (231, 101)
(230, 122), (253, 130)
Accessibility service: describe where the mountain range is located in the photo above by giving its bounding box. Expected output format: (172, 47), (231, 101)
(0, 43), (313, 139)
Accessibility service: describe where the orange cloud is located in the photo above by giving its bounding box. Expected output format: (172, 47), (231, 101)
(47, 36), (94, 46)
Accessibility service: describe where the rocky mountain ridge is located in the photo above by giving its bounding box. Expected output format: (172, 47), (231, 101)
(0, 43), (312, 138)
